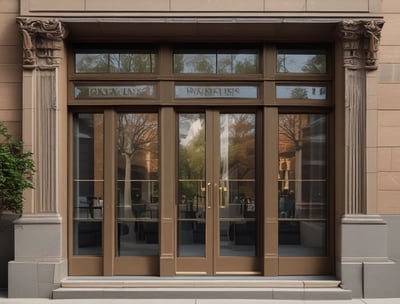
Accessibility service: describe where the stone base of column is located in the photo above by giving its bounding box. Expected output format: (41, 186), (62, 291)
(338, 214), (400, 298)
(8, 214), (67, 298)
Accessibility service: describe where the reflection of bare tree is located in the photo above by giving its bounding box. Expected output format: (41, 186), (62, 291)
(218, 54), (258, 74)
(279, 114), (305, 152)
(118, 114), (158, 206)
(110, 53), (154, 72)
(174, 54), (214, 73)
(76, 52), (155, 73)
(301, 54), (326, 73)
(277, 52), (326, 74)
(174, 52), (258, 74)
(279, 115), (307, 212)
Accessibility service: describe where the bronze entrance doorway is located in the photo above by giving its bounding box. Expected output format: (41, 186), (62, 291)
(176, 110), (260, 275)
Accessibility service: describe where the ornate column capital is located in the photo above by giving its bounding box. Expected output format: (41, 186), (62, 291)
(363, 20), (385, 69)
(16, 18), (68, 68)
(339, 19), (384, 70)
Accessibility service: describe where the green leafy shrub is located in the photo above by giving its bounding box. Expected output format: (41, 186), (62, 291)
(0, 122), (34, 214)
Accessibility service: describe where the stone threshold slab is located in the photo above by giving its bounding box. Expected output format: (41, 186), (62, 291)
(60, 277), (341, 289)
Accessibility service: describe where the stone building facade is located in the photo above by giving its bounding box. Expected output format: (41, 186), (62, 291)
(1, 0), (400, 299)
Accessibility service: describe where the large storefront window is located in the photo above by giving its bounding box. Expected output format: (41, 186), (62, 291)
(73, 113), (104, 256)
(69, 44), (333, 276)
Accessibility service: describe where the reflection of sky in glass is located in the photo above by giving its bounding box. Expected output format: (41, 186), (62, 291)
(75, 53), (108, 73)
(220, 114), (230, 180)
(179, 114), (204, 147)
(276, 86), (327, 100)
(277, 53), (326, 73)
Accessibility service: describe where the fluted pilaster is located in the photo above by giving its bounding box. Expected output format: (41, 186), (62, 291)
(338, 20), (384, 214)
(16, 18), (67, 213)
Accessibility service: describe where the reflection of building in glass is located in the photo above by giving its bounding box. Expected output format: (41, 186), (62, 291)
(278, 114), (326, 219)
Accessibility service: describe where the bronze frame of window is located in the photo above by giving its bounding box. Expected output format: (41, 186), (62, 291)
(67, 43), (335, 277)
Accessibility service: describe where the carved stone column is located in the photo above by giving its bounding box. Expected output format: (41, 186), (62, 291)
(339, 20), (384, 215)
(16, 18), (67, 213)
(338, 20), (390, 298)
(8, 18), (68, 298)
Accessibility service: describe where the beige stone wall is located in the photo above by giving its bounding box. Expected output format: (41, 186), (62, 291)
(0, 0), (21, 139)
(375, 0), (400, 214)
(20, 0), (378, 15)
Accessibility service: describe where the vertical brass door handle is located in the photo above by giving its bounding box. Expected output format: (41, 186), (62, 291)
(206, 182), (212, 209)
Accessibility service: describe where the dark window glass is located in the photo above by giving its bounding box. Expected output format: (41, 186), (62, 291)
(73, 113), (104, 256)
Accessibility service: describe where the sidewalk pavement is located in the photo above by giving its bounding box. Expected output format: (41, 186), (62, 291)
(2, 290), (400, 304)
(1, 298), (400, 304)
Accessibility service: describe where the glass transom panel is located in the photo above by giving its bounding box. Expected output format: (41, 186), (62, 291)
(276, 49), (327, 74)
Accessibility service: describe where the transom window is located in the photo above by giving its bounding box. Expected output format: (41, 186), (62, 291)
(173, 48), (260, 74)
(75, 49), (157, 73)
(276, 48), (327, 74)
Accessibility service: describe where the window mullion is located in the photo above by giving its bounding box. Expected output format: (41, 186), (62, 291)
(103, 109), (116, 275)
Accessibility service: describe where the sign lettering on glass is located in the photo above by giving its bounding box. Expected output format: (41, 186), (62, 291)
(175, 85), (258, 99)
(75, 85), (156, 99)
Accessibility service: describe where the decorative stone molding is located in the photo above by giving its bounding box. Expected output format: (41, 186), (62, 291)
(338, 19), (384, 215)
(339, 20), (384, 70)
(16, 18), (68, 68)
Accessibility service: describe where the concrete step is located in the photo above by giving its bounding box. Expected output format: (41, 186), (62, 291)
(53, 278), (352, 300)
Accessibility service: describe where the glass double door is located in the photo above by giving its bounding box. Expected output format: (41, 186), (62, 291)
(176, 110), (259, 274)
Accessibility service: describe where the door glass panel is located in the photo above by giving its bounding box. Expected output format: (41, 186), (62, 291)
(116, 113), (159, 256)
(278, 113), (327, 256)
(178, 113), (206, 257)
(73, 113), (104, 256)
(219, 113), (256, 256)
